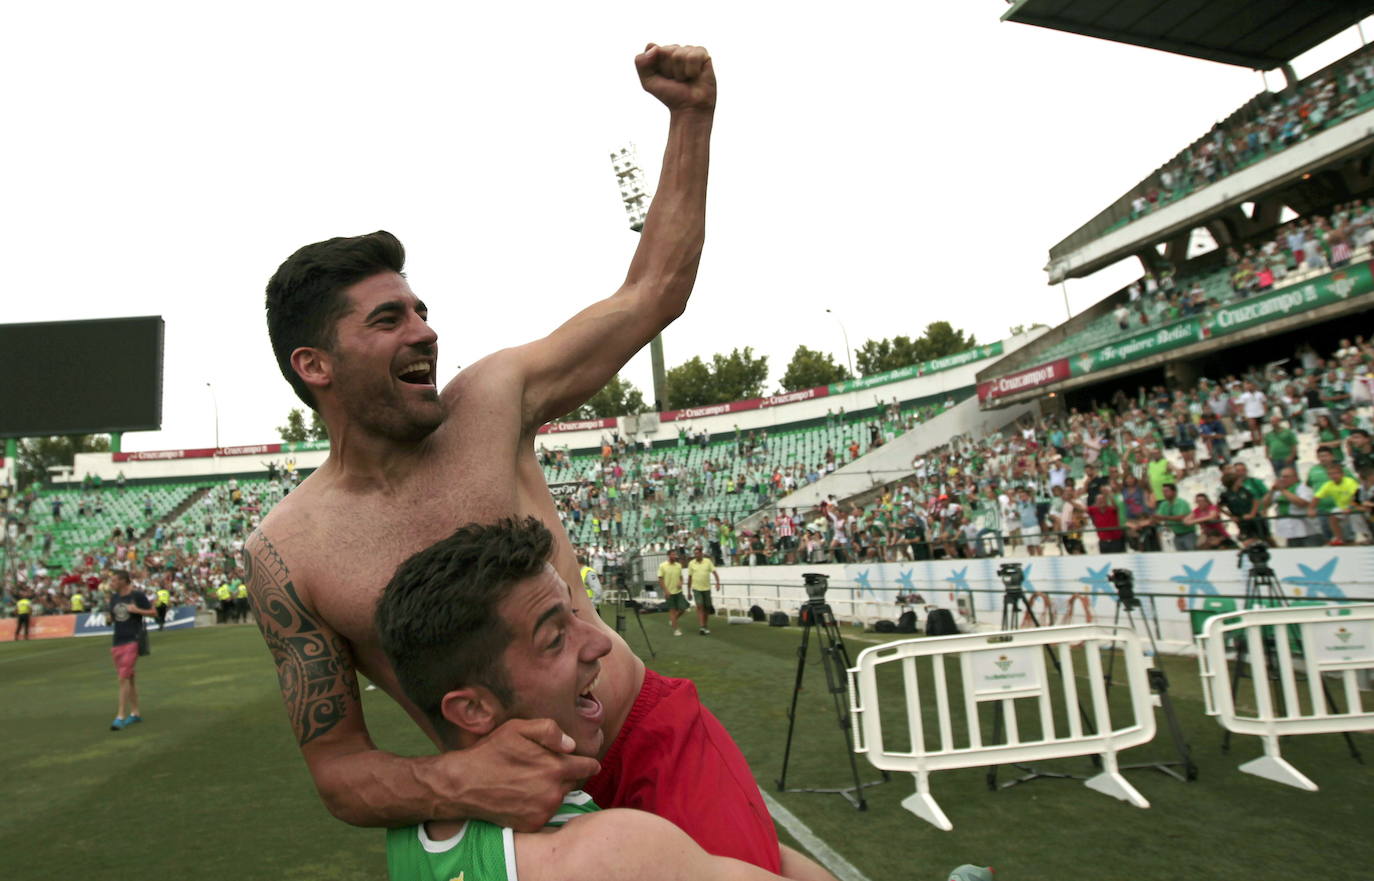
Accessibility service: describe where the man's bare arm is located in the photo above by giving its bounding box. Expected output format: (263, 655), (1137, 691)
(516, 44), (715, 430)
(245, 529), (597, 830)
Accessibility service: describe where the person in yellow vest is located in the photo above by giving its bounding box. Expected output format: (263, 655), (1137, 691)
(14, 593), (33, 640)
(687, 545), (721, 636)
(234, 578), (251, 624)
(69, 591), (86, 614)
(577, 554), (602, 605)
(658, 550), (686, 636)
(155, 586), (171, 630)
(216, 581), (234, 624)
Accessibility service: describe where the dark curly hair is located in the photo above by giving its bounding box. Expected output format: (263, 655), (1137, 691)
(374, 517), (553, 743)
(265, 231), (406, 409)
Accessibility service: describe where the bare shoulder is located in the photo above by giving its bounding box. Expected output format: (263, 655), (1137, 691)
(441, 349), (537, 428)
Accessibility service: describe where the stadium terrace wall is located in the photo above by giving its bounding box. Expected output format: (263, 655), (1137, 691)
(76, 335), (1040, 482)
(1046, 111), (1374, 283)
(714, 546), (1374, 652)
(977, 262), (1374, 407)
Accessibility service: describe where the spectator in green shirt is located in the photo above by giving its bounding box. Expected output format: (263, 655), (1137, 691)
(1152, 483), (1196, 551)
(1262, 415), (1299, 478)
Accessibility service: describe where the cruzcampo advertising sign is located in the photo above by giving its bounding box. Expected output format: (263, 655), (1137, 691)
(1070, 320), (1203, 376)
(829, 341), (1004, 395)
(1205, 261), (1374, 338)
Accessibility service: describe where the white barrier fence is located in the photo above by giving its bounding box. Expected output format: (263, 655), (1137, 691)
(849, 624), (1157, 831)
(1196, 603), (1374, 791)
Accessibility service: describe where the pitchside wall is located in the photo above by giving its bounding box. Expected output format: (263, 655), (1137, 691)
(713, 546), (1374, 650)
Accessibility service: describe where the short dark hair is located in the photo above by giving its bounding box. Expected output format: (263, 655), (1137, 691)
(374, 517), (553, 741)
(265, 231), (406, 409)
(110, 569), (130, 584)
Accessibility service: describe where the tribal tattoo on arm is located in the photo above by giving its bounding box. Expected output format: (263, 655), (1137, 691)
(244, 529), (361, 747)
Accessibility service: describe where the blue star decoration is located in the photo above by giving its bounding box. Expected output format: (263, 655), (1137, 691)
(1077, 563), (1114, 603)
(1281, 558), (1345, 600)
(1170, 560), (1219, 611)
(1019, 563), (1037, 594)
(943, 566), (972, 602)
(853, 568), (874, 597)
(896, 569), (916, 590)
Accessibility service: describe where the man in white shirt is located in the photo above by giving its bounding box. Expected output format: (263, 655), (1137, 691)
(1236, 381), (1268, 447)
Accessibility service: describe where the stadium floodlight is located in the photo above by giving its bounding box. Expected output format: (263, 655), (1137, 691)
(206, 382), (220, 451)
(609, 143), (666, 410)
(610, 144), (650, 232)
(825, 309), (854, 377)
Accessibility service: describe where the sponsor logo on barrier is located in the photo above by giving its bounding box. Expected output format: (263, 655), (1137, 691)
(74, 606), (197, 637)
(1308, 620), (1374, 665)
(972, 645), (1039, 694)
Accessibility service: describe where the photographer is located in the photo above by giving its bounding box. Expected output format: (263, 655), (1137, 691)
(1219, 472), (1266, 546)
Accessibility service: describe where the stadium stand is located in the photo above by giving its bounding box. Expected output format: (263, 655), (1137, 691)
(713, 335), (1373, 565)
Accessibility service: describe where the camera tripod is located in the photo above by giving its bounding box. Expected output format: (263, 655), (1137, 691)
(600, 589), (655, 659)
(986, 582), (1099, 791)
(776, 597), (888, 810)
(1221, 561), (1361, 762)
(1103, 576), (1198, 782)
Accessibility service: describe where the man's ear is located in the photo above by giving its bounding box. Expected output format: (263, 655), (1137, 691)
(290, 347), (332, 396)
(440, 687), (502, 738)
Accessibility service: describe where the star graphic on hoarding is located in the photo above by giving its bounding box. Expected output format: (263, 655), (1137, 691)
(896, 569), (916, 590)
(1078, 563), (1114, 602)
(945, 566), (971, 600)
(854, 569), (874, 596)
(1281, 558), (1345, 600)
(1170, 560), (1219, 611)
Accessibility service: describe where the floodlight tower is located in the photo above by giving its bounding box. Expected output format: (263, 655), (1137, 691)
(610, 144), (667, 411)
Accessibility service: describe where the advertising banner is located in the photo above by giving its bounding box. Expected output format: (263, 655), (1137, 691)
(538, 417), (616, 435)
(0, 614), (76, 641)
(1205, 261), (1373, 338)
(977, 358), (1071, 401)
(73, 605), (197, 638)
(829, 342), (1004, 395)
(1068, 320), (1203, 375)
(717, 546), (1374, 648)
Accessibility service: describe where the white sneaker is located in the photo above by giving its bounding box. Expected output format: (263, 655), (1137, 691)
(674, 629), (683, 636)
(699, 628), (711, 635)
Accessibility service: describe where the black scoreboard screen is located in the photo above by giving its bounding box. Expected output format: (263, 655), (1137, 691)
(0, 316), (164, 437)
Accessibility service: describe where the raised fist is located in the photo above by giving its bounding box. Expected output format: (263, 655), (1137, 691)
(636, 43), (715, 112)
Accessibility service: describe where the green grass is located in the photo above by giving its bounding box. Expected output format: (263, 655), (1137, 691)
(3, 615), (1371, 881)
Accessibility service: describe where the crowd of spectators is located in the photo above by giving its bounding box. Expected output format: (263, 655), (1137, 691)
(1101, 203), (1374, 345)
(552, 399), (954, 570)
(1123, 47), (1374, 226)
(719, 337), (1374, 567)
(1, 475), (293, 622)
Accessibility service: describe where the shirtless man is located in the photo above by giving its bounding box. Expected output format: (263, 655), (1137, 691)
(247, 43), (786, 875)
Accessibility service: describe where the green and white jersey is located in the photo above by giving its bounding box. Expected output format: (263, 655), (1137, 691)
(386, 791), (599, 881)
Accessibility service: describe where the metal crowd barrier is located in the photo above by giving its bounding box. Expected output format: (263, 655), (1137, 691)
(1196, 603), (1374, 790)
(849, 624), (1157, 830)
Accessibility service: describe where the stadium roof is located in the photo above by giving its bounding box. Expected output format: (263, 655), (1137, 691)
(1002, 0), (1374, 71)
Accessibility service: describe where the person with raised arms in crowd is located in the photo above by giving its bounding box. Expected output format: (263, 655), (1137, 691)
(243, 43), (817, 878)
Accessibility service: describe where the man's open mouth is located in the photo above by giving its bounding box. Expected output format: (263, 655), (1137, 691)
(396, 359), (436, 386)
(576, 671), (604, 721)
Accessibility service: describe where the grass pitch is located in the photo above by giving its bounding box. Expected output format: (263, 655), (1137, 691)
(3, 613), (1371, 881)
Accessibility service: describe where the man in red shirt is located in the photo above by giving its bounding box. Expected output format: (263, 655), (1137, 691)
(1085, 491), (1126, 554)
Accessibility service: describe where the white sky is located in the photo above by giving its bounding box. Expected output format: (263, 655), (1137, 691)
(5, 3), (1372, 451)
